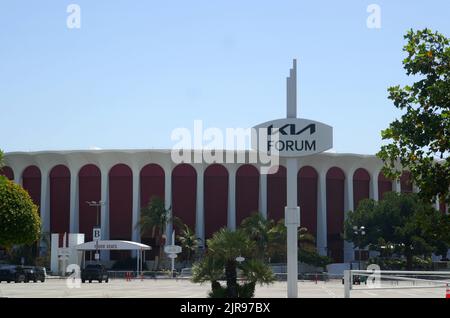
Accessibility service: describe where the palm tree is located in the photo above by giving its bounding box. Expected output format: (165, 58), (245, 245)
(240, 212), (274, 261)
(192, 228), (274, 298)
(137, 196), (181, 269)
(177, 224), (201, 265)
(192, 254), (225, 295)
(266, 218), (319, 261)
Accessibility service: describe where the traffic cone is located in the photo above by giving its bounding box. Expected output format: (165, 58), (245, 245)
(446, 285), (450, 299)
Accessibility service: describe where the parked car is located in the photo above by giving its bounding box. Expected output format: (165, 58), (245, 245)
(81, 264), (109, 283)
(341, 274), (368, 285)
(0, 265), (27, 283)
(23, 266), (46, 283)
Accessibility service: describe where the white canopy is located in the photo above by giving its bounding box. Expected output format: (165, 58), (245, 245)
(75, 240), (151, 251)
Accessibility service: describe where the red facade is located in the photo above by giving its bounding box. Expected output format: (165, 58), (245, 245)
(78, 165), (101, 241)
(172, 164), (197, 232)
(50, 165), (70, 235)
(298, 166), (318, 237)
(267, 166), (287, 222)
(235, 165), (259, 226)
(109, 164), (133, 240)
(353, 168), (370, 209)
(140, 164), (165, 259)
(204, 164), (228, 239)
(378, 171), (392, 200)
(140, 164), (165, 208)
(326, 167), (345, 263)
(22, 166), (41, 215)
(0, 166), (14, 180)
(400, 171), (413, 193)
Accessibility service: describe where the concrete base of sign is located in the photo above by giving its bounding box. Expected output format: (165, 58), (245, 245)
(50, 233), (85, 275)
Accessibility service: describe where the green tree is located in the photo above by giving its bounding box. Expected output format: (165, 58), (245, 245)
(0, 177), (41, 249)
(192, 228), (274, 298)
(177, 224), (201, 264)
(137, 196), (181, 269)
(377, 29), (450, 204)
(344, 192), (450, 269)
(0, 149), (4, 169)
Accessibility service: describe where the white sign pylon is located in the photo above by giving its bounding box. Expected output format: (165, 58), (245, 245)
(285, 59), (300, 298)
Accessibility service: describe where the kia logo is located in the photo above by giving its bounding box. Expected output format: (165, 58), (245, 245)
(267, 123), (316, 136)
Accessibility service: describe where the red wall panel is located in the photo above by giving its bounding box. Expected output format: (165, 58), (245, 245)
(50, 165), (70, 235)
(0, 166), (14, 180)
(22, 166), (41, 215)
(140, 164), (165, 260)
(204, 164), (228, 239)
(378, 172), (392, 200)
(109, 164), (132, 241)
(79, 165), (101, 241)
(267, 166), (286, 222)
(140, 164), (165, 208)
(172, 164), (196, 232)
(236, 165), (259, 226)
(326, 167), (345, 263)
(298, 166), (318, 237)
(353, 168), (370, 210)
(400, 171), (413, 193)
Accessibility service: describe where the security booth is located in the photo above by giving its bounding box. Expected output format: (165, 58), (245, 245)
(75, 240), (151, 274)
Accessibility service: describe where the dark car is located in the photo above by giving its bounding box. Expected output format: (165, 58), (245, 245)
(0, 265), (27, 283)
(81, 264), (109, 283)
(23, 266), (46, 283)
(342, 274), (368, 285)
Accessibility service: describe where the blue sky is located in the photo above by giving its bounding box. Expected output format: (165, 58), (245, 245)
(1, 0), (449, 154)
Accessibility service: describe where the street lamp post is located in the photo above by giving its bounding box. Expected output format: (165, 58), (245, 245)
(86, 201), (104, 227)
(86, 201), (104, 262)
(353, 226), (366, 270)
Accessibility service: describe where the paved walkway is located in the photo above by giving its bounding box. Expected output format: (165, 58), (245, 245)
(0, 279), (446, 298)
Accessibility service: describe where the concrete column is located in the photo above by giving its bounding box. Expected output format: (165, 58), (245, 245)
(227, 166), (236, 230)
(132, 166), (140, 243)
(394, 178), (401, 193)
(40, 169), (50, 234)
(285, 158), (299, 298)
(69, 168), (79, 233)
(344, 171), (354, 263)
(317, 171), (327, 256)
(13, 168), (21, 185)
(196, 167), (205, 247)
(165, 167), (173, 246)
(371, 171), (379, 201)
(259, 172), (267, 218)
(435, 197), (440, 211)
(100, 167), (110, 261)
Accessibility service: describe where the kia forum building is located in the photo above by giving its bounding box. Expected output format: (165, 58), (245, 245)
(2, 149), (447, 264)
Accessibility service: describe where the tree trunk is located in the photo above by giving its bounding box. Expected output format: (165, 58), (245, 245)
(225, 260), (238, 298)
(406, 252), (413, 271)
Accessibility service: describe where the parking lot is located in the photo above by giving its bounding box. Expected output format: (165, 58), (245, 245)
(0, 278), (446, 298)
